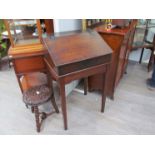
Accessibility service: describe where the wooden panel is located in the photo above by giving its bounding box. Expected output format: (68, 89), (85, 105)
(62, 64), (107, 84)
(88, 33), (124, 97)
(102, 34), (124, 95)
(88, 74), (104, 91)
(115, 32), (130, 87)
(101, 33), (123, 51)
(44, 19), (54, 35)
(14, 56), (45, 74)
(20, 72), (47, 91)
(8, 44), (45, 56)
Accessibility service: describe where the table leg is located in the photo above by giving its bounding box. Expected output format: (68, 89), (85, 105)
(84, 77), (88, 95)
(59, 80), (68, 130)
(101, 73), (106, 113)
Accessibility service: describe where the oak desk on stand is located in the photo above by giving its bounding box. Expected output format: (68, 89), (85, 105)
(43, 30), (112, 130)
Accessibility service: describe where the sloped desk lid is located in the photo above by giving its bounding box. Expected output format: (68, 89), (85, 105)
(43, 30), (113, 75)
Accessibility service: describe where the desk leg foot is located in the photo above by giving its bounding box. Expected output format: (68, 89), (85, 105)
(109, 94), (114, 100)
(84, 77), (88, 95)
(101, 97), (105, 113)
(59, 82), (68, 130)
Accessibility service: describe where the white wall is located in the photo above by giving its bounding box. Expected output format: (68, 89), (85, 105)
(54, 19), (82, 33)
(53, 19), (82, 96)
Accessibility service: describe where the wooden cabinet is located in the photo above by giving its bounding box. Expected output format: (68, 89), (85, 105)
(8, 45), (46, 92)
(88, 20), (137, 99)
(4, 19), (43, 47)
(4, 19), (47, 93)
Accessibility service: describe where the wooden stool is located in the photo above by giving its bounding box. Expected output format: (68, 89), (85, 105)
(23, 84), (59, 132)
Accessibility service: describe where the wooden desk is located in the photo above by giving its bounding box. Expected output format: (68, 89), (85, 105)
(88, 20), (137, 99)
(43, 30), (112, 130)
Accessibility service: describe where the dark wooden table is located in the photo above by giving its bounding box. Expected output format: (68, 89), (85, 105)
(43, 30), (112, 130)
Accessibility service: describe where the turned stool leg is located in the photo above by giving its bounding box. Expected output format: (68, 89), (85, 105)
(34, 106), (40, 132)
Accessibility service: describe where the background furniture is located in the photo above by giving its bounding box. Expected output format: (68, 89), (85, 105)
(112, 19), (131, 28)
(132, 19), (155, 71)
(43, 30), (112, 130)
(88, 20), (137, 99)
(4, 19), (43, 47)
(44, 19), (54, 35)
(4, 19), (47, 92)
(82, 19), (104, 30)
(82, 19), (131, 30)
(132, 29), (155, 71)
(147, 28), (155, 70)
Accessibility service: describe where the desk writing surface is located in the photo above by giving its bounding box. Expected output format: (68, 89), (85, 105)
(43, 30), (112, 75)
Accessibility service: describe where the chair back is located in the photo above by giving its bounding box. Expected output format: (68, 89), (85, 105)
(144, 20), (155, 44)
(143, 28), (155, 44)
(152, 34), (155, 50)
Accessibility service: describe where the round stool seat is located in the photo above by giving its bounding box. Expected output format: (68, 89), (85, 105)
(23, 85), (52, 106)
